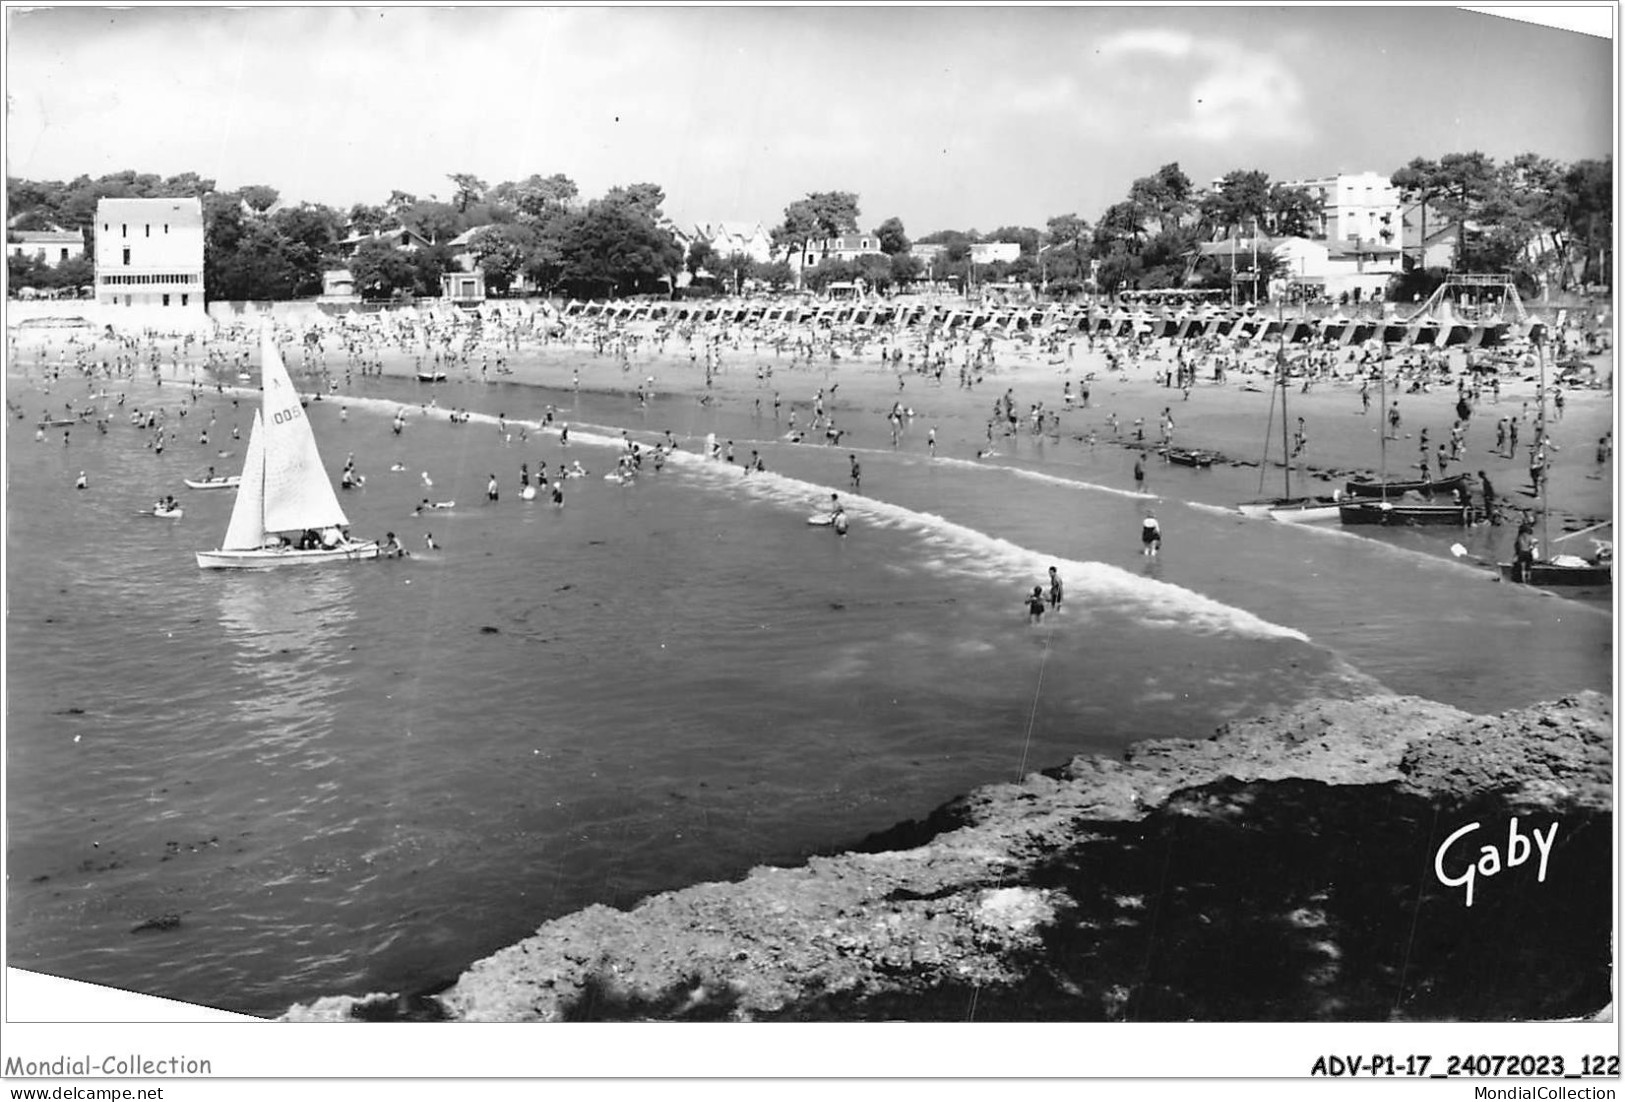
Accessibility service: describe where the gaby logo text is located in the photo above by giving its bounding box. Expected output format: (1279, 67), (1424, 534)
(1434, 817), (1557, 907)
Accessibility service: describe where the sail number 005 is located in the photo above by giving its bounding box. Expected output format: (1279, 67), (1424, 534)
(272, 406), (303, 425)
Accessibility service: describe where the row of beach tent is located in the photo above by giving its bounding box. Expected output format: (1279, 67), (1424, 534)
(555, 297), (1543, 348)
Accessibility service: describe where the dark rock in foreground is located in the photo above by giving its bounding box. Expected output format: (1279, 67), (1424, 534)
(282, 692), (1612, 1022)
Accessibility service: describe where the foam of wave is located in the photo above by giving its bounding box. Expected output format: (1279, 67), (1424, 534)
(312, 393), (1307, 642)
(665, 452), (1308, 643)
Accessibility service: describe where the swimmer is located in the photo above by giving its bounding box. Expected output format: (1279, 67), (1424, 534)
(424, 532), (439, 551)
(1141, 515), (1162, 556)
(1026, 585), (1046, 623)
(1048, 566), (1063, 610)
(75, 471), (87, 490)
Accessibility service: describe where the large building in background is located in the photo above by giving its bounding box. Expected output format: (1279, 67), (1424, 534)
(93, 197), (205, 312)
(1279, 171), (1403, 247)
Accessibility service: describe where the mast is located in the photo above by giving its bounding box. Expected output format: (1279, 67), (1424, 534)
(1379, 339), (1388, 503)
(1258, 357), (1278, 495)
(1277, 293), (1291, 500)
(1537, 332), (1549, 559)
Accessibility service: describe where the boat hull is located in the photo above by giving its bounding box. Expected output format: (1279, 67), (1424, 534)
(416, 373), (447, 383)
(1236, 496), (1343, 522)
(196, 541), (381, 570)
(1338, 502), (1471, 527)
(1163, 448), (1218, 468)
(1498, 560), (1612, 587)
(1269, 502), (1344, 524)
(1344, 474), (1466, 499)
(185, 477), (241, 490)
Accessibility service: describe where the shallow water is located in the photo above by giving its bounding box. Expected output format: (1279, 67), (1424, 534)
(5, 351), (1610, 1016)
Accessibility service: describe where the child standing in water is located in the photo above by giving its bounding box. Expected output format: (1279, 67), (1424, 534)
(1026, 585), (1046, 623)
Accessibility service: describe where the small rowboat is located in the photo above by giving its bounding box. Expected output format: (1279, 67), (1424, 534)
(184, 476), (242, 490)
(1343, 473), (1466, 499)
(416, 371), (448, 383)
(1163, 447), (1219, 468)
(1338, 498), (1472, 527)
(135, 508), (184, 519)
(1498, 556), (1612, 587)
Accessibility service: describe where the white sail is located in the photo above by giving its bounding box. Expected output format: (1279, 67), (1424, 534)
(256, 326), (350, 534)
(220, 411), (267, 550)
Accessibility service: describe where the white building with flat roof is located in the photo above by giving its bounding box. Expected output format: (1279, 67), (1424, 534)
(1280, 171), (1402, 248)
(94, 197), (205, 314)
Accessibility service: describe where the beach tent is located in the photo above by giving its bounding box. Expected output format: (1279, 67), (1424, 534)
(1379, 321), (1411, 344)
(1342, 321), (1376, 346)
(1440, 321), (1473, 347)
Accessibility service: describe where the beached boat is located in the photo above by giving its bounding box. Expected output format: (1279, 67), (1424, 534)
(1494, 341), (1613, 590)
(1338, 496), (1472, 527)
(184, 475), (242, 490)
(1335, 340), (1468, 529)
(1163, 446), (1219, 468)
(1497, 556), (1612, 586)
(1234, 327), (1344, 523)
(1343, 473), (1467, 499)
(196, 328), (378, 570)
(1265, 497), (1345, 523)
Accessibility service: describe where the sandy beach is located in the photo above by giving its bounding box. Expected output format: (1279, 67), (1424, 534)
(291, 301), (1614, 560)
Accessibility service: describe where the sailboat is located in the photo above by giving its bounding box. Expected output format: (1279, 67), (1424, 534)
(1339, 339), (1472, 528)
(1496, 337), (1612, 587)
(1235, 320), (1342, 522)
(196, 327), (379, 569)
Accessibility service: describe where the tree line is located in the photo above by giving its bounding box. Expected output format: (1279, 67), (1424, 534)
(6, 151), (1611, 303)
(6, 170), (684, 302)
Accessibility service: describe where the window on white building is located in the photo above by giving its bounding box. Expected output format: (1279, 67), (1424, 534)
(121, 224), (127, 238)
(122, 248), (131, 266)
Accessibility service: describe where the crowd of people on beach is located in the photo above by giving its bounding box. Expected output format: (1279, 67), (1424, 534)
(12, 287), (1610, 602)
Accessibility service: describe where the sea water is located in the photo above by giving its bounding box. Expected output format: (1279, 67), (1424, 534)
(5, 357), (1610, 1016)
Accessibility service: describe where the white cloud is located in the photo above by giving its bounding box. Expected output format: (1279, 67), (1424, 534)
(1095, 28), (1195, 60)
(1169, 51), (1309, 143)
(1090, 27), (1310, 145)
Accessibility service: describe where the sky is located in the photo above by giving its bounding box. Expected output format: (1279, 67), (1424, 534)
(4, 5), (1615, 237)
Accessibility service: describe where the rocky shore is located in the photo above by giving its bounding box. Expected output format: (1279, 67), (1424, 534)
(283, 689), (1612, 1022)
